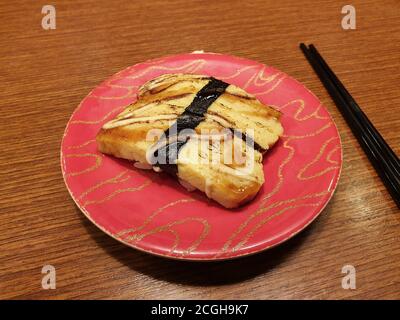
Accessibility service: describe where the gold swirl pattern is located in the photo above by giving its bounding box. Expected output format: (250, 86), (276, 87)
(116, 199), (211, 255)
(122, 217), (210, 255)
(65, 153), (102, 177)
(217, 191), (329, 256)
(83, 180), (151, 207)
(90, 71), (138, 100)
(72, 88), (98, 114)
(124, 57), (172, 74)
(297, 137), (340, 180)
(258, 122), (334, 205)
(254, 68), (281, 85)
(167, 229), (180, 253)
(116, 198), (195, 237)
(242, 70), (258, 89)
(217, 65), (260, 81)
(233, 202), (323, 251)
(183, 219), (211, 255)
(252, 74), (287, 96)
(251, 102), (333, 207)
(259, 139), (294, 205)
(90, 89), (135, 100)
(70, 106), (125, 125)
(126, 59), (207, 80)
(67, 139), (96, 149)
(327, 145), (341, 164)
(78, 170), (130, 200)
(282, 122), (332, 139)
(241, 65), (284, 94)
(280, 100), (330, 121)
(105, 70), (138, 90)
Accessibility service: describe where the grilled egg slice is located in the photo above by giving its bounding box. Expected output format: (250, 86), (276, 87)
(97, 73), (283, 208)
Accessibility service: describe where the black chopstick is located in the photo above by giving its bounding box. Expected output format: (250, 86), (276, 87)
(300, 43), (400, 208)
(300, 43), (400, 206)
(304, 44), (400, 180)
(308, 44), (400, 175)
(301, 46), (400, 181)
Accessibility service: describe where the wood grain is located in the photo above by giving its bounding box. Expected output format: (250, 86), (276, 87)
(0, 0), (399, 299)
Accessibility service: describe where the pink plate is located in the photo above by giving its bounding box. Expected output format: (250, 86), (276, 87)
(61, 52), (342, 261)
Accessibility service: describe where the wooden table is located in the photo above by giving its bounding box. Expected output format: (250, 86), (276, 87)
(1, 0), (399, 299)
